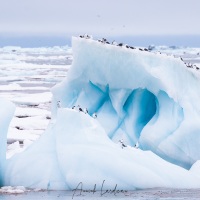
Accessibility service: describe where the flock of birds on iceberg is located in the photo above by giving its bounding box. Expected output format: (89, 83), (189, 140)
(56, 101), (134, 149)
(57, 101), (139, 149)
(79, 34), (199, 71)
(57, 101), (97, 119)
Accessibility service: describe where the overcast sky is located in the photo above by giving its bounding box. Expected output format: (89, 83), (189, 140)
(0, 0), (200, 37)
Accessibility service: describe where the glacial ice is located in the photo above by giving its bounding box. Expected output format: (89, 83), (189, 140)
(2, 37), (200, 190)
(52, 37), (200, 169)
(0, 98), (15, 186)
(4, 108), (200, 190)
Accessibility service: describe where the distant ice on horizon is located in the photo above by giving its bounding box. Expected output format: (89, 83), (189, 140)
(1, 34), (200, 48)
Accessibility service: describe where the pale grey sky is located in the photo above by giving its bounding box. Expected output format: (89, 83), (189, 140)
(0, 0), (200, 37)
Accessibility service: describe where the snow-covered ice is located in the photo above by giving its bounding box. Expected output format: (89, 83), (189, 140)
(0, 45), (71, 150)
(0, 186), (26, 194)
(3, 108), (200, 190)
(0, 98), (15, 186)
(1, 37), (200, 191)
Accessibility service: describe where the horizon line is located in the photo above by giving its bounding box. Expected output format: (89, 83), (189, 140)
(0, 34), (200, 48)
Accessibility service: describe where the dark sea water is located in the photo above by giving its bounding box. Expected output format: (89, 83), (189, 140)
(1, 188), (200, 200)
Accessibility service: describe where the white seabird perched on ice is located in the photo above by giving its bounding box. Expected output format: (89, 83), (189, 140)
(119, 139), (127, 149)
(57, 101), (61, 108)
(92, 113), (97, 119)
(84, 34), (93, 39)
(83, 108), (88, 114)
(134, 142), (139, 149)
(112, 40), (118, 45)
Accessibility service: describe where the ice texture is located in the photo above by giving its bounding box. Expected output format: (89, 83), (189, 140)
(2, 37), (200, 190)
(0, 98), (15, 186)
(4, 108), (200, 189)
(52, 37), (200, 169)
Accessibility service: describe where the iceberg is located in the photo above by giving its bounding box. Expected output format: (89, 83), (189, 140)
(2, 37), (200, 190)
(52, 37), (200, 169)
(0, 98), (15, 186)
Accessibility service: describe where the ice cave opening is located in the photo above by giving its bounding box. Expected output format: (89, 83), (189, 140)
(82, 81), (159, 147)
(122, 88), (157, 141)
(85, 81), (184, 165)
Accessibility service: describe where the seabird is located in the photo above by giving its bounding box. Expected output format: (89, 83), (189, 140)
(101, 38), (107, 44)
(186, 63), (193, 68)
(83, 108), (88, 114)
(84, 34), (88, 38)
(92, 113), (97, 118)
(117, 43), (123, 47)
(119, 139), (127, 149)
(134, 142), (139, 149)
(122, 143), (126, 148)
(125, 45), (130, 48)
(57, 101), (61, 108)
(112, 41), (118, 45)
(79, 107), (83, 112)
(87, 35), (93, 39)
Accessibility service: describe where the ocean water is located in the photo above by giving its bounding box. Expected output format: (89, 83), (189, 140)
(1, 188), (200, 200)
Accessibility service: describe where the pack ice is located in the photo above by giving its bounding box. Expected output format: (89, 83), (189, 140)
(1, 37), (200, 190)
